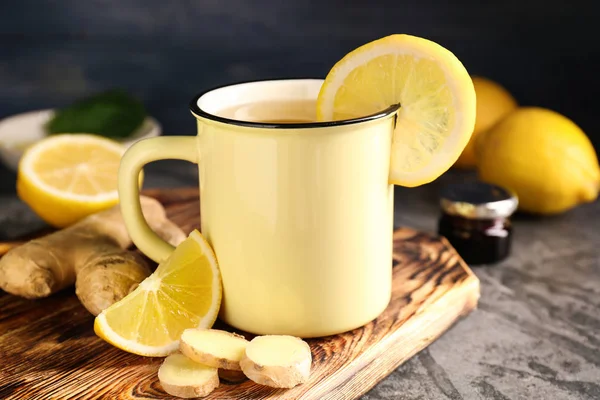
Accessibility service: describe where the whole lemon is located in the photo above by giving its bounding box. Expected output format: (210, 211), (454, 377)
(454, 76), (518, 168)
(477, 107), (600, 215)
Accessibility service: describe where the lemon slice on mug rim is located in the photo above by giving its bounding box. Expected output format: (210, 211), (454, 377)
(317, 34), (476, 187)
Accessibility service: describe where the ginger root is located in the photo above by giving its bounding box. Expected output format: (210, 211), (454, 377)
(158, 353), (219, 398)
(0, 241), (24, 257)
(240, 335), (312, 388)
(0, 196), (185, 315)
(75, 250), (151, 316)
(180, 329), (249, 371)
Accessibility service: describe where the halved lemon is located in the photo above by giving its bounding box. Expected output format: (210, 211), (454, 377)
(17, 134), (128, 227)
(94, 230), (222, 357)
(317, 34), (476, 187)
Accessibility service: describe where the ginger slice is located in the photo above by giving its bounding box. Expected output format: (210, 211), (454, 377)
(240, 335), (312, 388)
(180, 329), (249, 371)
(158, 353), (219, 398)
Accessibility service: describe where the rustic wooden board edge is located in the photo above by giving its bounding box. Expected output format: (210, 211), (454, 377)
(306, 232), (481, 400)
(309, 276), (480, 400)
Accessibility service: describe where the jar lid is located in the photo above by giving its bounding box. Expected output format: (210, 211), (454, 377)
(440, 181), (518, 219)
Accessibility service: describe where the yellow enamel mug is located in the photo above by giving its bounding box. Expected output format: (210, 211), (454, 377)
(118, 79), (398, 338)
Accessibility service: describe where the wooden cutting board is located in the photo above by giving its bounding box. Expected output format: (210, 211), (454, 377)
(0, 188), (480, 400)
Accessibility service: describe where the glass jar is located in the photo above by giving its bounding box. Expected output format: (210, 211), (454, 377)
(437, 181), (518, 265)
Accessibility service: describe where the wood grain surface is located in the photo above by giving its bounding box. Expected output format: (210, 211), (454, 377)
(0, 188), (479, 400)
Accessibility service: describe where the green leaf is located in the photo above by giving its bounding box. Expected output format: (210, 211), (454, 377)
(46, 89), (147, 139)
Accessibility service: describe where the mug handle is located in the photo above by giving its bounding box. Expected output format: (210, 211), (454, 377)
(118, 136), (198, 263)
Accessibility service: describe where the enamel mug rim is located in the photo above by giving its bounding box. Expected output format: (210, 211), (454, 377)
(189, 78), (400, 129)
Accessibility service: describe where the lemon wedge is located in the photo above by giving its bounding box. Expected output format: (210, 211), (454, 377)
(17, 134), (128, 227)
(94, 230), (222, 357)
(317, 34), (476, 187)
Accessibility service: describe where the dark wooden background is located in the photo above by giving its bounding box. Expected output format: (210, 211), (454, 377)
(0, 0), (597, 145)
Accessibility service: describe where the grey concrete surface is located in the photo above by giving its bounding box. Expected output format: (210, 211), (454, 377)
(1, 162), (599, 399)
